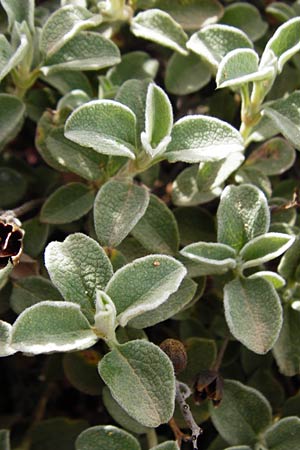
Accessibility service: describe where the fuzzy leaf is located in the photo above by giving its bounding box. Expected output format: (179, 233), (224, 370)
(76, 425), (141, 450)
(165, 115), (244, 163)
(265, 417), (300, 450)
(1, 0), (34, 30)
(181, 242), (236, 275)
(278, 236), (300, 281)
(40, 5), (102, 57)
(187, 24), (253, 70)
(248, 271), (286, 290)
(107, 51), (159, 86)
(98, 340), (175, 427)
(217, 184), (270, 252)
(40, 182), (94, 224)
(106, 254), (186, 327)
(0, 95), (25, 151)
(197, 152), (244, 191)
(0, 321), (16, 357)
(224, 277), (282, 354)
(151, 443), (179, 450)
(11, 301), (98, 354)
(45, 233), (113, 321)
(65, 100), (136, 159)
(211, 380), (272, 446)
(131, 9), (188, 55)
(131, 194), (179, 255)
(0, 25), (29, 82)
(94, 180), (149, 248)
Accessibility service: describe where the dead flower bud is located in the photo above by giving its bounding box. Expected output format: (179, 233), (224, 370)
(0, 214), (24, 269)
(194, 370), (224, 407)
(160, 338), (187, 375)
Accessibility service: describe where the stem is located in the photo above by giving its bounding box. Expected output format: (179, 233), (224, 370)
(9, 198), (44, 218)
(212, 337), (229, 372)
(146, 428), (158, 448)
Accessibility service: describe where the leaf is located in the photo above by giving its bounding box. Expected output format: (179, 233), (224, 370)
(40, 5), (102, 57)
(107, 51), (159, 86)
(63, 350), (102, 395)
(65, 100), (137, 159)
(174, 206), (216, 245)
(266, 2), (296, 23)
(57, 89), (91, 111)
(224, 277), (282, 354)
(245, 137), (296, 176)
(234, 167), (272, 200)
(1, 0), (34, 30)
(265, 416), (300, 450)
(165, 115), (244, 163)
(98, 340), (175, 427)
(43, 69), (93, 96)
(45, 233), (113, 321)
(41, 32), (120, 75)
(210, 380), (272, 446)
(0, 321), (16, 357)
(40, 182), (94, 224)
(11, 301), (98, 354)
(150, 443), (179, 450)
(23, 218), (49, 258)
(0, 95), (25, 151)
(0, 429), (10, 450)
(273, 303), (300, 376)
(0, 25), (30, 82)
(76, 425), (141, 450)
(30, 418), (88, 450)
(106, 254), (186, 327)
(187, 24), (253, 70)
(103, 387), (150, 435)
(261, 17), (300, 73)
(248, 271), (286, 290)
(131, 9), (188, 55)
(180, 242), (236, 275)
(179, 337), (217, 384)
(224, 447), (252, 450)
(220, 2), (268, 42)
(0, 168), (27, 207)
(141, 83), (173, 157)
(278, 236), (300, 281)
(131, 194), (179, 255)
(216, 49), (274, 89)
(217, 184), (270, 252)
(165, 52), (211, 95)
(128, 277), (197, 329)
(94, 180), (149, 248)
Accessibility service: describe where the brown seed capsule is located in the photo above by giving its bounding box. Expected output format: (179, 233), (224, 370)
(0, 214), (24, 269)
(159, 338), (187, 374)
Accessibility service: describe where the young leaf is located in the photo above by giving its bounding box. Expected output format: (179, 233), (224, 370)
(0, 321), (16, 357)
(165, 115), (244, 163)
(40, 5), (102, 57)
(0, 95), (25, 151)
(105, 254), (186, 326)
(1, 0), (34, 30)
(65, 100), (137, 159)
(98, 340), (175, 427)
(0, 25), (30, 82)
(210, 380), (272, 446)
(131, 194), (179, 255)
(217, 184), (270, 252)
(45, 233), (113, 321)
(265, 416), (300, 450)
(131, 9), (188, 55)
(11, 301), (98, 354)
(187, 24), (253, 70)
(240, 233), (295, 269)
(76, 425), (141, 450)
(94, 180), (149, 248)
(180, 242), (236, 275)
(40, 182), (95, 224)
(224, 277), (282, 354)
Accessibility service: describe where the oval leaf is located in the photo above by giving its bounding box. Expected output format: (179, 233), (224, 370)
(0, 95), (25, 151)
(0, 321), (16, 357)
(181, 242), (237, 275)
(76, 425), (141, 450)
(265, 416), (300, 450)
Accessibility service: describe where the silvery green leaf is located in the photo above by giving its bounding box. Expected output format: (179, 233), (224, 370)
(248, 271), (286, 290)
(45, 233), (113, 321)
(266, 2), (296, 22)
(217, 184), (270, 252)
(220, 2), (268, 42)
(131, 9), (188, 55)
(197, 152), (244, 191)
(265, 416), (300, 450)
(11, 301), (98, 354)
(103, 386), (150, 435)
(216, 49), (274, 89)
(240, 233), (295, 269)
(165, 115), (244, 163)
(106, 254), (186, 327)
(131, 194), (179, 255)
(43, 69), (93, 95)
(128, 277), (197, 329)
(94, 290), (116, 343)
(273, 303), (300, 376)
(40, 5), (102, 57)
(181, 242), (236, 275)
(261, 17), (300, 73)
(151, 443), (179, 450)
(98, 340), (175, 427)
(76, 425), (141, 450)
(278, 235), (300, 281)
(245, 137), (296, 176)
(107, 51), (159, 86)
(94, 180), (149, 248)
(40, 182), (95, 224)
(234, 167), (272, 199)
(0, 95), (25, 151)
(211, 380), (272, 446)
(172, 165), (221, 206)
(0, 429), (10, 450)
(0, 321), (16, 357)
(141, 83), (173, 158)
(1, 22), (31, 80)
(41, 32), (120, 75)
(1, 0), (34, 30)
(187, 24), (253, 70)
(224, 277), (282, 354)
(57, 89), (90, 111)
(65, 100), (136, 159)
